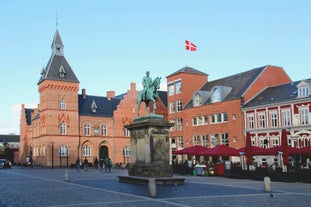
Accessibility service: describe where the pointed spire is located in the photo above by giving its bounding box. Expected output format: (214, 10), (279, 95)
(51, 29), (64, 56)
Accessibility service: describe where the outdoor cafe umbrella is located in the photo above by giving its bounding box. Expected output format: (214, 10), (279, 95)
(281, 128), (289, 165)
(198, 145), (240, 157)
(172, 145), (207, 155)
(245, 132), (253, 165)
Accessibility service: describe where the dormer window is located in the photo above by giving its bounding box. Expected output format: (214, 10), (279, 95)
(211, 87), (221, 103)
(194, 93), (202, 106)
(91, 100), (97, 113)
(59, 65), (66, 78)
(297, 80), (311, 98)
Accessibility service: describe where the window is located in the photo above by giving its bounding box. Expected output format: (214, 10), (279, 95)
(258, 113), (266, 128)
(176, 100), (182, 112)
(298, 87), (310, 98)
(202, 134), (208, 147)
(247, 114), (255, 129)
(300, 108), (309, 125)
(270, 112), (278, 128)
(171, 138), (176, 148)
(101, 125), (107, 136)
(60, 99), (66, 110)
(170, 119), (176, 131)
(193, 135), (201, 145)
(211, 134), (218, 147)
(211, 87), (221, 103)
(124, 127), (130, 136)
(168, 84), (174, 96)
(216, 114), (222, 123)
(169, 101), (175, 113)
(176, 81), (182, 94)
(91, 100), (97, 113)
(59, 65), (66, 78)
(270, 138), (279, 147)
(42, 146), (46, 157)
(177, 118), (183, 130)
(194, 93), (201, 106)
(192, 117), (198, 126)
(178, 136), (184, 148)
(123, 146), (131, 157)
(282, 110), (291, 127)
(84, 124), (90, 136)
(220, 133), (229, 146)
(82, 145), (91, 156)
(58, 145), (69, 157)
(223, 113), (228, 122)
(60, 122), (66, 135)
(210, 114), (215, 124)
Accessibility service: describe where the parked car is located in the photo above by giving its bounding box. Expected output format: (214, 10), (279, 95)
(0, 159), (11, 169)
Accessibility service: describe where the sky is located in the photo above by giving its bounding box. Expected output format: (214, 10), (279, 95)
(0, 1), (310, 135)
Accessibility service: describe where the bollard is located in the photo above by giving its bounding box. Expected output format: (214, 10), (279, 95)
(148, 178), (156, 197)
(64, 170), (70, 182)
(264, 176), (271, 192)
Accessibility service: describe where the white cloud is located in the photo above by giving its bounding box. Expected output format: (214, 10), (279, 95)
(0, 103), (37, 135)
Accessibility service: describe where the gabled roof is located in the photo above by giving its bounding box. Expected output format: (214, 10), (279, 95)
(166, 66), (207, 78)
(157, 90), (168, 107)
(78, 95), (122, 117)
(184, 66), (266, 108)
(243, 78), (311, 108)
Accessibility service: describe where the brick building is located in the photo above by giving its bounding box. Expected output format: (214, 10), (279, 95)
(19, 29), (167, 167)
(243, 78), (311, 167)
(168, 65), (291, 164)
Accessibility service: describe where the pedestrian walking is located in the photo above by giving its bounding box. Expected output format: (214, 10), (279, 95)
(104, 157), (109, 172)
(94, 157), (99, 172)
(108, 158), (112, 173)
(76, 158), (81, 172)
(83, 157), (89, 172)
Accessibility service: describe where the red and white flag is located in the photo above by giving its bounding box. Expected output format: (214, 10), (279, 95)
(185, 40), (197, 51)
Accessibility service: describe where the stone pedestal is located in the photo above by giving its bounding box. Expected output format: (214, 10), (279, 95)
(126, 115), (173, 177)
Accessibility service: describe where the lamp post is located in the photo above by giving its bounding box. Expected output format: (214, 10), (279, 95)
(66, 146), (69, 167)
(51, 142), (55, 169)
(60, 146), (62, 168)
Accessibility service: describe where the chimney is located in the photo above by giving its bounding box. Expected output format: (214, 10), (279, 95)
(82, 89), (86, 99)
(107, 91), (115, 100)
(130, 82), (136, 91)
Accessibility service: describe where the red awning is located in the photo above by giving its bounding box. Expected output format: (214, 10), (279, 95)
(198, 145), (240, 156)
(172, 145), (207, 155)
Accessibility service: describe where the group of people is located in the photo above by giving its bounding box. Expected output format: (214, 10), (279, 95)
(75, 157), (112, 172)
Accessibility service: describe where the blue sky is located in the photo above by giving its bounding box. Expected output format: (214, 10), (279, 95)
(0, 1), (310, 134)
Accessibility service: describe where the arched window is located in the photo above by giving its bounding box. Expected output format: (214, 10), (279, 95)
(83, 145), (91, 156)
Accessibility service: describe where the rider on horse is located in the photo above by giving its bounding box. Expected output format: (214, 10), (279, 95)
(142, 71), (152, 99)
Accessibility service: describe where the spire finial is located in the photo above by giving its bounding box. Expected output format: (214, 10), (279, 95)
(56, 12), (59, 29)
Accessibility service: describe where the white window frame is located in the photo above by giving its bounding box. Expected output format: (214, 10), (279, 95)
(60, 122), (66, 135)
(176, 99), (182, 112)
(176, 81), (182, 94)
(84, 124), (90, 136)
(60, 99), (66, 110)
(82, 145), (91, 156)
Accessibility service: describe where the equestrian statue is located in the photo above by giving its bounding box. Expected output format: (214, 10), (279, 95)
(137, 71), (161, 117)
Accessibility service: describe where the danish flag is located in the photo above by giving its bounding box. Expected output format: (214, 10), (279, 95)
(185, 40), (197, 51)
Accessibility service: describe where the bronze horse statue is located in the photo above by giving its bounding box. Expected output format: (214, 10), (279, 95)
(137, 77), (161, 116)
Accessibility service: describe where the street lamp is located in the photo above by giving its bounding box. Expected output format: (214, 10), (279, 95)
(51, 142), (55, 169)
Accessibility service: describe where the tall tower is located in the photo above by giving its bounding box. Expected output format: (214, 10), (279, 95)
(36, 29), (80, 166)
